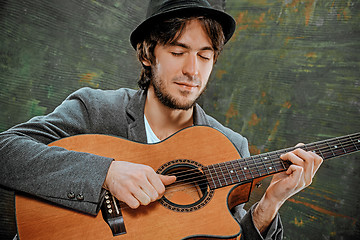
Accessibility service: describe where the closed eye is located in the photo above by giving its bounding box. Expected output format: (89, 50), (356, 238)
(171, 52), (184, 56)
(199, 55), (211, 61)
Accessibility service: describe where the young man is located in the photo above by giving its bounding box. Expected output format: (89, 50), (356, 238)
(0, 0), (323, 239)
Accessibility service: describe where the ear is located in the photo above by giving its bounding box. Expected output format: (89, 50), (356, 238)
(141, 58), (151, 67)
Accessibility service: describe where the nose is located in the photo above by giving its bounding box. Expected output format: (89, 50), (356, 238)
(182, 53), (198, 79)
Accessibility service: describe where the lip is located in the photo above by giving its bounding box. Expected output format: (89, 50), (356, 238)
(174, 82), (199, 88)
(175, 82), (199, 92)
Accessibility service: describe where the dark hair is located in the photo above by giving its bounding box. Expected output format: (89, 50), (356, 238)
(136, 16), (225, 90)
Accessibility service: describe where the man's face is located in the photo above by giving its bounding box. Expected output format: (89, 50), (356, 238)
(145, 19), (215, 110)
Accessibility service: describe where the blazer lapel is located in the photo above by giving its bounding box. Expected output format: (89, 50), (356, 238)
(125, 89), (148, 143)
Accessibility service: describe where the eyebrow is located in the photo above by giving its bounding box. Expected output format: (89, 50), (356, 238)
(169, 41), (214, 52)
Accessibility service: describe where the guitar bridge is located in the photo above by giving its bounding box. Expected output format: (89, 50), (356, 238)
(101, 191), (127, 236)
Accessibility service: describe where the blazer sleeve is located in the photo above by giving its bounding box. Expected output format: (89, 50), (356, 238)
(233, 203), (283, 240)
(0, 89), (113, 215)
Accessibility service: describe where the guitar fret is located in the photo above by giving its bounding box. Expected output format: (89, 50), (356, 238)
(251, 156), (262, 177)
(308, 144), (321, 157)
(260, 154), (270, 175)
(257, 156), (266, 176)
(339, 135), (357, 154)
(235, 158), (251, 180)
(349, 135), (359, 151)
(329, 139), (340, 156)
(267, 153), (277, 172)
(218, 163), (228, 186)
(203, 166), (216, 189)
(273, 158), (283, 172)
(266, 152), (278, 173)
(317, 143), (328, 159)
(245, 158), (254, 179)
(276, 149), (288, 170)
(212, 164), (223, 187)
(225, 161), (236, 184)
(236, 159), (248, 181)
(258, 155), (266, 174)
(203, 132), (360, 190)
(328, 139), (344, 157)
(280, 155), (286, 169)
(345, 134), (359, 154)
(336, 137), (347, 154)
(305, 133), (360, 161)
(272, 152), (282, 172)
(230, 160), (242, 182)
(304, 144), (311, 152)
(308, 144), (318, 153)
(306, 143), (316, 154)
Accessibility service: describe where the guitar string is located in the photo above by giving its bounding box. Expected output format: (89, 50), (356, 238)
(161, 133), (360, 185)
(156, 136), (360, 191)
(112, 135), (360, 210)
(115, 139), (360, 211)
(114, 135), (360, 198)
(115, 137), (360, 211)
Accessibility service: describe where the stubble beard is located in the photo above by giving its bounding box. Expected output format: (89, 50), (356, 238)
(151, 67), (207, 111)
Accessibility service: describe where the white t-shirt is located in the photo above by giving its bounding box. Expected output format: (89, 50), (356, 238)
(144, 115), (160, 144)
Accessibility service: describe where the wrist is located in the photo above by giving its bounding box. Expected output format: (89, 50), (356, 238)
(102, 161), (114, 190)
(252, 193), (282, 234)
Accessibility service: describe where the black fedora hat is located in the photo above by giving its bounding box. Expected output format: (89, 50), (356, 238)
(130, 0), (236, 49)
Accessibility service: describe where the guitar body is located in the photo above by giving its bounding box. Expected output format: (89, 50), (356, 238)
(15, 126), (255, 240)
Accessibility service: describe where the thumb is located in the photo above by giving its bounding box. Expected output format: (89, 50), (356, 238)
(159, 174), (176, 186)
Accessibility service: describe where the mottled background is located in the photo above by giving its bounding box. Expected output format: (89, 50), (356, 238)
(0, 0), (359, 239)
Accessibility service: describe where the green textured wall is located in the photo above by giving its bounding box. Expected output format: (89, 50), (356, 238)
(0, 0), (359, 239)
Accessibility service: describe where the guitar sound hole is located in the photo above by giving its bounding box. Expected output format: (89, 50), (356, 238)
(157, 160), (214, 212)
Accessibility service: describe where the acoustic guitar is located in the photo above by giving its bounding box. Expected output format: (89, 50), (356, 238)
(15, 126), (360, 239)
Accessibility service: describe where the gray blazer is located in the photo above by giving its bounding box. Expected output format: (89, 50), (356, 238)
(0, 87), (282, 239)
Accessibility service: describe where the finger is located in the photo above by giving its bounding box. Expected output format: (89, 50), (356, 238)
(139, 180), (159, 202)
(146, 172), (166, 197)
(285, 164), (305, 190)
(308, 151), (323, 174)
(282, 148), (315, 186)
(132, 186), (151, 206)
(293, 148), (315, 185)
(135, 166), (166, 200)
(291, 147), (323, 175)
(280, 151), (305, 167)
(113, 189), (140, 209)
(159, 174), (177, 186)
(292, 144), (323, 175)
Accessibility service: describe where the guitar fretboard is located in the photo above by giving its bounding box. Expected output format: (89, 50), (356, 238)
(202, 132), (360, 189)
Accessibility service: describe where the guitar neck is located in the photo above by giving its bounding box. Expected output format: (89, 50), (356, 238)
(203, 132), (360, 189)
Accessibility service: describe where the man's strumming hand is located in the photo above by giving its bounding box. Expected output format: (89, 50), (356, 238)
(103, 161), (176, 209)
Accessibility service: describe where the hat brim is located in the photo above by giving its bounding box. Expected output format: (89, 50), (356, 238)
(130, 6), (236, 49)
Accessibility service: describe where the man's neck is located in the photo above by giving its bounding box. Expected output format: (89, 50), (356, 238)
(144, 87), (194, 141)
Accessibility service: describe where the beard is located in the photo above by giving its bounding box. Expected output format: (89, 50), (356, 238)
(151, 66), (207, 111)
